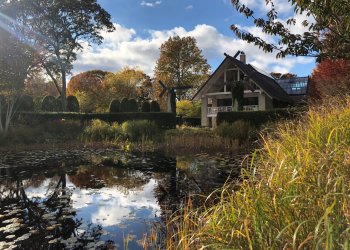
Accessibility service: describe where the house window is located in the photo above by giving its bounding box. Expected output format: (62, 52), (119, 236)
(244, 80), (259, 92)
(224, 69), (239, 84)
(243, 97), (258, 106)
(217, 99), (232, 107)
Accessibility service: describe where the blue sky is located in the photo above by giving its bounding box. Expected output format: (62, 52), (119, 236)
(74, 0), (316, 77)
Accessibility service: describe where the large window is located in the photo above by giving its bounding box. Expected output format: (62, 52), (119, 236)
(243, 97), (258, 106)
(217, 99), (232, 107)
(225, 69), (239, 83)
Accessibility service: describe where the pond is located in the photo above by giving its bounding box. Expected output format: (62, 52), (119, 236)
(0, 148), (243, 249)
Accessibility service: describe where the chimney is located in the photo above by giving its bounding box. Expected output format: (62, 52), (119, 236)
(240, 52), (246, 64)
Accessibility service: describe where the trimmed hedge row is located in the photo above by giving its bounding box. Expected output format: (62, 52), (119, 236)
(177, 117), (201, 127)
(217, 108), (303, 127)
(17, 112), (176, 129)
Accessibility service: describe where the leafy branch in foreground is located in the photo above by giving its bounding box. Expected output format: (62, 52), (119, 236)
(231, 0), (350, 60)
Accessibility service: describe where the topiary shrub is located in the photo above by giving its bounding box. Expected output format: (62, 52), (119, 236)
(109, 99), (120, 113)
(150, 100), (160, 112)
(18, 95), (34, 112)
(141, 101), (150, 112)
(127, 98), (138, 112)
(122, 120), (159, 141)
(56, 97), (63, 112)
(42, 95), (57, 112)
(67, 95), (80, 112)
(120, 98), (129, 112)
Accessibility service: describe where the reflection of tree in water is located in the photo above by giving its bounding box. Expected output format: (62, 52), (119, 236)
(69, 166), (150, 194)
(0, 172), (113, 249)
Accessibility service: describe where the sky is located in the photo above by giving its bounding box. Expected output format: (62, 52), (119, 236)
(73, 0), (316, 78)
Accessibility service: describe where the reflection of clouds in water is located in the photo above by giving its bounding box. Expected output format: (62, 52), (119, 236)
(21, 175), (161, 228)
(72, 179), (161, 227)
(71, 192), (93, 209)
(25, 179), (54, 199)
(91, 206), (131, 226)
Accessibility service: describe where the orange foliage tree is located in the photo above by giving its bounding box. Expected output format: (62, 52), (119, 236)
(67, 70), (111, 112)
(309, 59), (350, 100)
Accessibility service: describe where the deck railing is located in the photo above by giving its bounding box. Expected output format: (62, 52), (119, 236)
(208, 105), (259, 116)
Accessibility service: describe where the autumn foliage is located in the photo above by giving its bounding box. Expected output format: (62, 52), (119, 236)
(309, 59), (350, 100)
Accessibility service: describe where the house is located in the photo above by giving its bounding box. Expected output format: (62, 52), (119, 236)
(192, 52), (308, 127)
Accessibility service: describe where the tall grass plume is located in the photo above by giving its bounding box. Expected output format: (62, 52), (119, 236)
(168, 97), (350, 249)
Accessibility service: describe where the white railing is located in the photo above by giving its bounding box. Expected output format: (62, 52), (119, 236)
(208, 105), (259, 116)
(243, 105), (259, 111)
(208, 106), (232, 116)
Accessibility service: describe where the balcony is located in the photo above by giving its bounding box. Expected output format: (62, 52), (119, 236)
(243, 105), (259, 111)
(207, 105), (259, 117)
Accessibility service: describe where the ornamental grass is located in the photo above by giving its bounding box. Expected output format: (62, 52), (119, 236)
(167, 97), (350, 249)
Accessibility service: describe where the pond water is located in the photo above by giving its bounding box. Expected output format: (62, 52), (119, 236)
(0, 148), (242, 249)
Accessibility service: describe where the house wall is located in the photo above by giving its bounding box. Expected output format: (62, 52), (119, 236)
(258, 93), (266, 110)
(258, 93), (274, 111)
(201, 97), (209, 126)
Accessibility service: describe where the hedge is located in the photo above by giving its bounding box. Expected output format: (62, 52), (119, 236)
(177, 116), (201, 127)
(17, 112), (176, 129)
(217, 108), (303, 127)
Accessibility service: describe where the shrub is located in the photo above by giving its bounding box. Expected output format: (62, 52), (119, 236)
(18, 95), (34, 112)
(150, 100), (160, 112)
(141, 101), (150, 112)
(67, 95), (80, 112)
(18, 112), (176, 129)
(42, 95), (57, 112)
(109, 99), (120, 113)
(120, 98), (129, 112)
(127, 98), (138, 112)
(176, 100), (201, 117)
(84, 119), (123, 141)
(122, 120), (159, 141)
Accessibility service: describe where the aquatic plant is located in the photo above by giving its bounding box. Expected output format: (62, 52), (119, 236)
(164, 127), (240, 155)
(83, 119), (123, 141)
(121, 120), (159, 142)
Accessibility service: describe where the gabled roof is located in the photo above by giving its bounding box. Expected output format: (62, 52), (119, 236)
(192, 53), (293, 103)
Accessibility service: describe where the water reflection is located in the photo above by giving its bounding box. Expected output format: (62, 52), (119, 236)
(0, 150), (240, 249)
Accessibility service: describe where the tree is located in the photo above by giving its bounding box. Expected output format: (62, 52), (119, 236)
(154, 36), (210, 101)
(176, 100), (201, 117)
(230, 0), (350, 60)
(104, 67), (152, 101)
(270, 72), (297, 79)
(0, 27), (36, 134)
(2, 0), (115, 110)
(24, 73), (58, 99)
(67, 70), (110, 112)
(309, 59), (350, 99)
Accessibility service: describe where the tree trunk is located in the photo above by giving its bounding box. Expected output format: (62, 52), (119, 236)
(61, 69), (67, 111)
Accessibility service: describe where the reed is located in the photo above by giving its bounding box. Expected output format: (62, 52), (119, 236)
(163, 127), (242, 155)
(167, 96), (350, 249)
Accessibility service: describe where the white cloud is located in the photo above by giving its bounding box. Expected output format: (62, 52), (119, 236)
(140, 0), (162, 7)
(73, 22), (315, 77)
(185, 5), (193, 10)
